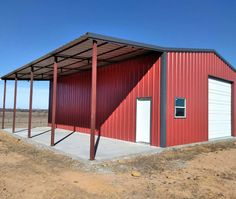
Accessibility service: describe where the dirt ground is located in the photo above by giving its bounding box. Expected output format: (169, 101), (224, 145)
(0, 130), (235, 199)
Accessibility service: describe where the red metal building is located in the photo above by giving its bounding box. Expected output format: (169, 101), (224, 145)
(1, 33), (236, 159)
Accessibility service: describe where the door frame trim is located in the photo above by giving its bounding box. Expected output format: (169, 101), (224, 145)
(135, 97), (152, 144)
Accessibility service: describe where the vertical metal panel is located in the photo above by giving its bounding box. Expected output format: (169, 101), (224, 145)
(48, 53), (162, 146)
(166, 52), (236, 146)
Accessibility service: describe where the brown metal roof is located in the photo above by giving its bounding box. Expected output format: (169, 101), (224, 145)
(1, 32), (235, 80)
(1, 32), (164, 81)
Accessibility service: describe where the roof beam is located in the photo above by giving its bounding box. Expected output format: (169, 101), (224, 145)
(56, 54), (90, 61)
(107, 48), (143, 61)
(33, 65), (53, 69)
(5, 40), (145, 81)
(97, 45), (127, 57)
(1, 37), (91, 80)
(32, 56), (117, 79)
(54, 41), (108, 61)
(33, 65), (82, 78)
(18, 41), (109, 79)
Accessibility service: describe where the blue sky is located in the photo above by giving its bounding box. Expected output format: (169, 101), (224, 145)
(0, 0), (235, 109)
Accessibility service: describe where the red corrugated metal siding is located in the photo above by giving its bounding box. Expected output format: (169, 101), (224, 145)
(166, 52), (236, 146)
(49, 53), (161, 146)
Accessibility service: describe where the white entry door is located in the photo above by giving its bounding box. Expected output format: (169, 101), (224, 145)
(136, 98), (151, 143)
(208, 78), (232, 139)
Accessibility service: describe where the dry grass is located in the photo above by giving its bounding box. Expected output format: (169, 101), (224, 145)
(0, 110), (48, 128)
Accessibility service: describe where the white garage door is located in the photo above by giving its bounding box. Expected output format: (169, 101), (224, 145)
(208, 78), (232, 139)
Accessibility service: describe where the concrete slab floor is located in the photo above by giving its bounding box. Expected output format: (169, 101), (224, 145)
(3, 127), (162, 161)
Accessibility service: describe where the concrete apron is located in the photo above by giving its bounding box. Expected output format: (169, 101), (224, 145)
(3, 127), (162, 162)
(2, 127), (235, 163)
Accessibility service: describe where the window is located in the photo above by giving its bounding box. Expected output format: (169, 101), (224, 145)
(175, 98), (186, 118)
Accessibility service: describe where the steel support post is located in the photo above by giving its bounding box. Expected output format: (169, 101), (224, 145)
(51, 57), (58, 146)
(12, 75), (18, 133)
(2, 80), (6, 129)
(28, 67), (34, 138)
(90, 40), (97, 160)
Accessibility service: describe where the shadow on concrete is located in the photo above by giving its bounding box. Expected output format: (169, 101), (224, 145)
(94, 135), (101, 157)
(54, 131), (75, 146)
(14, 128), (28, 133)
(31, 129), (51, 138)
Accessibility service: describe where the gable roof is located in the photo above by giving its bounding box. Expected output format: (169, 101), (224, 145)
(1, 32), (235, 80)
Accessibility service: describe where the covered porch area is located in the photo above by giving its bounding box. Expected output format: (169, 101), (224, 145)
(1, 32), (163, 160)
(3, 127), (161, 161)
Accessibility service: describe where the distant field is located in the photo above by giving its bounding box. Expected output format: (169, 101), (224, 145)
(0, 109), (48, 128)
